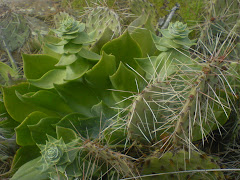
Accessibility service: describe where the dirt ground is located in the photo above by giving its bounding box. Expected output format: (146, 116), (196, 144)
(0, 0), (61, 17)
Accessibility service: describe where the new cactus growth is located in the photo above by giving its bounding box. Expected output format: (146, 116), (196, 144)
(141, 149), (224, 179)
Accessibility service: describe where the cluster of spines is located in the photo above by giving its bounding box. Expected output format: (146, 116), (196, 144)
(82, 140), (137, 178)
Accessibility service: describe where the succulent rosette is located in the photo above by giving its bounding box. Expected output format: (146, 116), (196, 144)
(167, 21), (190, 39)
(37, 135), (79, 173)
(26, 14), (100, 89)
(152, 21), (196, 51)
(52, 15), (85, 39)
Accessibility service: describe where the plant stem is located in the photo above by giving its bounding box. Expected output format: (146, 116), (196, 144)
(2, 40), (18, 73)
(161, 3), (180, 29)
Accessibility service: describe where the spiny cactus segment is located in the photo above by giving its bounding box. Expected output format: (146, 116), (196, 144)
(127, 21), (232, 147)
(85, 6), (121, 42)
(141, 149), (224, 179)
(129, 0), (157, 17)
(0, 5), (30, 51)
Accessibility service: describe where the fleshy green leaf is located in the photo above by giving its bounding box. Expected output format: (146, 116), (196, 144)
(78, 48), (101, 61)
(16, 90), (73, 115)
(55, 53), (78, 66)
(2, 82), (41, 122)
(28, 117), (60, 144)
(91, 101), (116, 120)
(110, 62), (145, 107)
(15, 111), (48, 146)
(90, 27), (114, 54)
(56, 126), (78, 143)
(55, 113), (86, 132)
(54, 81), (99, 116)
(0, 101), (19, 138)
(135, 56), (158, 79)
(62, 33), (78, 40)
(11, 146), (41, 171)
(101, 31), (143, 73)
(56, 113), (101, 139)
(71, 32), (94, 44)
(0, 61), (18, 82)
(63, 43), (82, 54)
(128, 14), (148, 34)
(45, 43), (64, 54)
(129, 15), (156, 57)
(29, 69), (66, 89)
(85, 52), (116, 89)
(11, 157), (48, 180)
(131, 28), (156, 57)
(23, 54), (59, 79)
(65, 57), (89, 80)
(43, 45), (62, 60)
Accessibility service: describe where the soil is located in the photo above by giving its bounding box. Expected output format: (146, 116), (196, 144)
(0, 0), (61, 17)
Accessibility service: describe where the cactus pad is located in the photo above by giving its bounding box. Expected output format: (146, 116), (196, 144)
(0, 5), (30, 51)
(141, 149), (224, 179)
(85, 6), (121, 42)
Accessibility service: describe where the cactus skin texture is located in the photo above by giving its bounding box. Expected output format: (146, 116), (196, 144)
(129, 0), (157, 18)
(0, 5), (30, 51)
(141, 149), (224, 179)
(85, 6), (121, 43)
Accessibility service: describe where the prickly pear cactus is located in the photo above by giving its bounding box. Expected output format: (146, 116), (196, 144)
(129, 0), (158, 27)
(130, 0), (157, 17)
(127, 21), (232, 146)
(0, 5), (30, 51)
(141, 149), (224, 179)
(1, 11), (239, 179)
(85, 6), (121, 43)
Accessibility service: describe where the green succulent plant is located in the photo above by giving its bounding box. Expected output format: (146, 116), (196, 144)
(0, 11), (239, 179)
(37, 135), (79, 172)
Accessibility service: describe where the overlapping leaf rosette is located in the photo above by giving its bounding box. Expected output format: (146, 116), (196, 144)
(37, 135), (78, 172)
(27, 14), (101, 89)
(154, 21), (195, 51)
